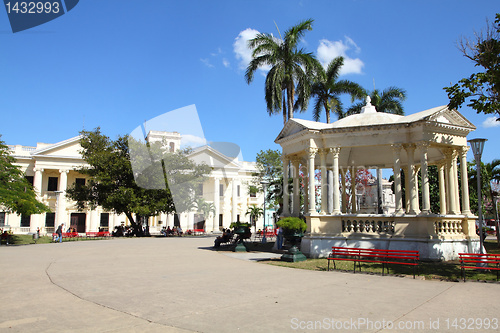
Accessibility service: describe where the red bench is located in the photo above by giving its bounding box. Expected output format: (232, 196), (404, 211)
(193, 229), (206, 235)
(86, 231), (111, 239)
(459, 253), (500, 282)
(53, 232), (80, 241)
(327, 246), (420, 278)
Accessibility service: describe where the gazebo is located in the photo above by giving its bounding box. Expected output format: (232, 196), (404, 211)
(275, 97), (478, 261)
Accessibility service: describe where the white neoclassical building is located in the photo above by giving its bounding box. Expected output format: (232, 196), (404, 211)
(275, 98), (478, 260)
(2, 132), (267, 235)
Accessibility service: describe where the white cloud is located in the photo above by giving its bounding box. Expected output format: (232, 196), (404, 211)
(200, 58), (214, 68)
(233, 28), (267, 71)
(317, 37), (364, 75)
(222, 58), (230, 68)
(482, 116), (500, 128)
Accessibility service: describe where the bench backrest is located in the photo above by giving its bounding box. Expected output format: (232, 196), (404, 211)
(459, 253), (500, 264)
(331, 247), (419, 260)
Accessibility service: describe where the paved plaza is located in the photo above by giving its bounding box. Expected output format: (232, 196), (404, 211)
(1, 237), (499, 332)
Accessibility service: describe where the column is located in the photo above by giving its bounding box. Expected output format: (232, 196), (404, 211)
(438, 162), (447, 215)
(282, 156), (290, 216)
(330, 147), (341, 214)
(351, 166), (357, 213)
(56, 170), (69, 227)
(307, 148), (317, 214)
(418, 142), (431, 214)
(319, 149), (327, 215)
(405, 144), (419, 215)
(341, 170), (347, 213)
(213, 178), (220, 232)
(303, 166), (309, 212)
(391, 144), (403, 214)
(292, 158), (301, 217)
(444, 149), (458, 214)
(33, 168), (43, 199)
(404, 166), (410, 213)
(231, 179), (237, 222)
(327, 169), (333, 214)
(452, 149), (461, 214)
(460, 146), (471, 215)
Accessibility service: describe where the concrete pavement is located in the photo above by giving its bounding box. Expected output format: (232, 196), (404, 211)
(1, 237), (499, 332)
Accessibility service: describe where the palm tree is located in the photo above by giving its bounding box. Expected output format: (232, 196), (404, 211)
(245, 19), (319, 125)
(245, 204), (264, 231)
(346, 86), (407, 117)
(194, 197), (215, 222)
(311, 56), (366, 123)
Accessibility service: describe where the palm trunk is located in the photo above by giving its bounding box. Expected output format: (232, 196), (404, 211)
(282, 96), (287, 125)
(287, 83), (295, 120)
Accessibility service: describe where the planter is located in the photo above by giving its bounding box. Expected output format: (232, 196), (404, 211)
(233, 226), (251, 252)
(281, 228), (307, 262)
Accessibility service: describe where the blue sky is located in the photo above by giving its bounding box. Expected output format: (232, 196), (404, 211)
(1, 0), (499, 164)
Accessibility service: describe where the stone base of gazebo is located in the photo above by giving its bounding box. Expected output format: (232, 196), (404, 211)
(300, 214), (481, 261)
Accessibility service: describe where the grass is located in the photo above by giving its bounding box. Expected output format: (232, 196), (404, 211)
(2, 234), (112, 245)
(265, 239), (500, 283)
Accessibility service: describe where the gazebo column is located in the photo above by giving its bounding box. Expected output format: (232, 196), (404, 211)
(444, 149), (458, 214)
(282, 156), (290, 216)
(452, 149), (461, 214)
(438, 163), (447, 215)
(307, 148), (318, 214)
(418, 142), (431, 214)
(341, 170), (347, 213)
(460, 146), (471, 215)
(330, 147), (341, 214)
(351, 166), (357, 213)
(292, 158), (301, 217)
(404, 166), (410, 213)
(319, 149), (327, 215)
(391, 144), (403, 215)
(405, 144), (419, 215)
(303, 166), (309, 212)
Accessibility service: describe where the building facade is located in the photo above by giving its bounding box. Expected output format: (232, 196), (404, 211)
(3, 132), (266, 234)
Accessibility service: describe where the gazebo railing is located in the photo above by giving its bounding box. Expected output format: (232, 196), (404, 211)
(342, 219), (395, 234)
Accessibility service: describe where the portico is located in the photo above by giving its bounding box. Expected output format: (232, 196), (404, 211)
(275, 98), (478, 260)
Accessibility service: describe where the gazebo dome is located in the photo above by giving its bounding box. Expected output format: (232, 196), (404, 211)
(332, 112), (404, 128)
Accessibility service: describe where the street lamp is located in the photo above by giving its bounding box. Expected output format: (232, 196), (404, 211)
(468, 138), (487, 254)
(260, 180), (269, 244)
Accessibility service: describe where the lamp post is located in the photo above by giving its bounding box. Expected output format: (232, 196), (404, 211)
(468, 138), (487, 254)
(261, 180), (269, 244)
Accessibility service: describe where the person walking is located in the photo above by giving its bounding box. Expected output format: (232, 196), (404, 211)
(276, 226), (283, 250)
(55, 223), (64, 243)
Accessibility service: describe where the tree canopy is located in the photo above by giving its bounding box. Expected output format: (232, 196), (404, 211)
(66, 129), (210, 235)
(346, 86), (406, 117)
(0, 137), (50, 216)
(245, 19), (319, 124)
(444, 13), (500, 119)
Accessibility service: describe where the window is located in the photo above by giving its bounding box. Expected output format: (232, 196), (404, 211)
(169, 142), (175, 152)
(219, 214), (223, 228)
(0, 212), (5, 227)
(237, 185), (240, 197)
(237, 214), (240, 222)
(219, 184), (224, 196)
(196, 183), (203, 196)
(100, 213), (109, 228)
(20, 214), (31, 228)
(47, 177), (58, 191)
(75, 178), (86, 186)
(25, 176), (34, 185)
(174, 214), (180, 227)
(45, 213), (55, 227)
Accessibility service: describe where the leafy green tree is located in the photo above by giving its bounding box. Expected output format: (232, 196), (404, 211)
(245, 19), (319, 124)
(444, 13), (500, 119)
(251, 149), (283, 211)
(311, 56), (366, 123)
(346, 86), (406, 117)
(0, 137), (50, 215)
(66, 129), (210, 236)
